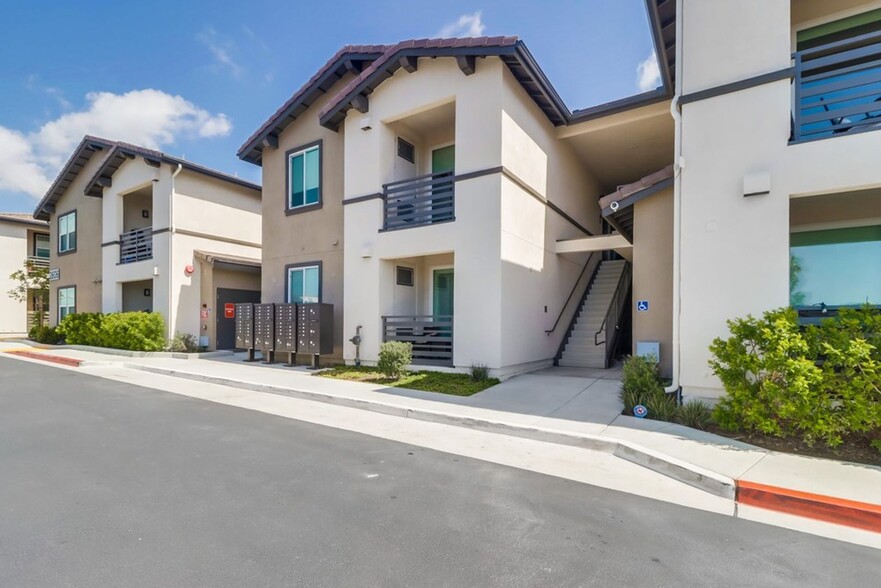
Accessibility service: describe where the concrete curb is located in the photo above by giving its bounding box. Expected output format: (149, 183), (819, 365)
(9, 339), (234, 359)
(124, 363), (737, 500)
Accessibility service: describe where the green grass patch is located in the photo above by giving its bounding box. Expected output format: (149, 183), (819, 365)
(317, 366), (499, 396)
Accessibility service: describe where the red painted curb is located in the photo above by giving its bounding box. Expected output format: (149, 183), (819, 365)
(7, 350), (83, 367)
(737, 480), (881, 534)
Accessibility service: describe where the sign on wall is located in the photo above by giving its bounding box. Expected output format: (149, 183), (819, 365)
(636, 300), (649, 312)
(48, 268), (60, 282)
(224, 303), (235, 319)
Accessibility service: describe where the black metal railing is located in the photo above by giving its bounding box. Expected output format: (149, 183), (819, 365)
(793, 30), (881, 142)
(382, 315), (453, 366)
(383, 171), (455, 230)
(594, 263), (631, 369)
(119, 228), (153, 264)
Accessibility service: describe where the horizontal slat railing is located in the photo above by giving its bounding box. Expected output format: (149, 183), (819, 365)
(27, 311), (49, 329)
(383, 172), (454, 230)
(382, 315), (453, 366)
(119, 228), (153, 264)
(793, 30), (881, 142)
(27, 256), (49, 269)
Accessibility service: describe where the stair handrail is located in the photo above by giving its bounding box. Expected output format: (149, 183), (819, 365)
(545, 252), (596, 335)
(594, 263), (631, 355)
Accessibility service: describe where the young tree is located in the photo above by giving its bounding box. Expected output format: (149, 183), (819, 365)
(8, 260), (50, 328)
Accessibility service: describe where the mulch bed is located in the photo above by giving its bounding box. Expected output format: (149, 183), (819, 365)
(706, 424), (881, 468)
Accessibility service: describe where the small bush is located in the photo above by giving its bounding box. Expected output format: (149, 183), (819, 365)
(470, 363), (490, 382)
(709, 306), (881, 448)
(29, 325), (62, 344)
(56, 313), (104, 347)
(169, 332), (200, 353)
(377, 341), (412, 379)
(645, 393), (678, 422)
(676, 399), (713, 430)
(619, 354), (664, 414)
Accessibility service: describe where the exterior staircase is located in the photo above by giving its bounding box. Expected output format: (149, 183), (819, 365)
(559, 259), (630, 369)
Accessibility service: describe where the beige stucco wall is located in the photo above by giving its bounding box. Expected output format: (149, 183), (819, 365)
(632, 188), (674, 376)
(48, 152), (106, 325)
(677, 0), (881, 397)
(259, 74), (351, 360)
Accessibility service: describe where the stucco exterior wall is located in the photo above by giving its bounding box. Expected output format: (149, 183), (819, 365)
(632, 188), (674, 376)
(678, 0), (881, 397)
(0, 221), (33, 334)
(48, 153), (106, 325)
(259, 74), (350, 360)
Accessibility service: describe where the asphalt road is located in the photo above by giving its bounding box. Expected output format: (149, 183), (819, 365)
(0, 357), (878, 587)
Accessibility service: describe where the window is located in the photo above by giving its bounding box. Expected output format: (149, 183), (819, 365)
(35, 234), (50, 258)
(287, 264), (320, 304)
(58, 211), (77, 253)
(790, 225), (881, 307)
(397, 138), (415, 164)
(58, 286), (76, 322)
(287, 143), (321, 210)
(396, 266), (414, 287)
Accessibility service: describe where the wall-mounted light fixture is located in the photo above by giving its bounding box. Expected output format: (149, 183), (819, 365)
(144, 288), (151, 297)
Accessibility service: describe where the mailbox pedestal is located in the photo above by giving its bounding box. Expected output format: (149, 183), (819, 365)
(274, 303), (298, 366)
(297, 303), (334, 369)
(254, 303), (276, 363)
(234, 303), (257, 362)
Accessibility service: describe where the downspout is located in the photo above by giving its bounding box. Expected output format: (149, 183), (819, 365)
(168, 163), (182, 340)
(665, 0), (685, 396)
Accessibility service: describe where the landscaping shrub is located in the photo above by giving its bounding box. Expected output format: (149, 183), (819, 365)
(676, 399), (713, 431)
(56, 313), (104, 347)
(709, 306), (881, 448)
(619, 354), (665, 414)
(377, 341), (412, 379)
(28, 325), (62, 344)
(645, 393), (678, 422)
(57, 311), (166, 352)
(470, 363), (490, 382)
(169, 332), (200, 353)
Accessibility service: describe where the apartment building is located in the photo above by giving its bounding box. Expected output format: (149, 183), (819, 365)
(241, 5), (676, 376)
(0, 213), (50, 336)
(33, 136), (262, 349)
(669, 0), (881, 398)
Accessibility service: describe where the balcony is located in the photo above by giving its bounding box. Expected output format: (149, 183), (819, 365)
(793, 30), (881, 143)
(27, 256), (49, 270)
(382, 172), (455, 231)
(382, 315), (453, 366)
(119, 228), (153, 264)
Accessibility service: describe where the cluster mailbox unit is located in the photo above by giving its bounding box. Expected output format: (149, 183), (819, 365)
(234, 302), (334, 368)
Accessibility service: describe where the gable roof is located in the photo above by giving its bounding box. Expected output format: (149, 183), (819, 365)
(0, 212), (49, 228)
(34, 135), (260, 221)
(237, 44), (390, 164)
(237, 1), (677, 165)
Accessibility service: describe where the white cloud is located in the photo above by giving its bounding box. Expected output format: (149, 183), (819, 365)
(438, 11), (485, 37)
(197, 27), (243, 77)
(0, 89), (232, 200)
(636, 52), (661, 92)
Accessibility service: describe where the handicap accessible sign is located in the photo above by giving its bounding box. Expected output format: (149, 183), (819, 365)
(636, 300), (649, 312)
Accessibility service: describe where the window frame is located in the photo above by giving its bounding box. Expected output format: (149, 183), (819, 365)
(57, 210), (77, 255)
(57, 285), (76, 323)
(34, 233), (50, 258)
(285, 140), (323, 215)
(285, 261), (322, 304)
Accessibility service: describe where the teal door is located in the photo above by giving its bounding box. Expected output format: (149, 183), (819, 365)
(431, 145), (455, 174)
(430, 145), (455, 223)
(432, 269), (454, 317)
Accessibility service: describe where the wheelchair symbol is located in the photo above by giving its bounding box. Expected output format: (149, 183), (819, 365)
(636, 300), (649, 312)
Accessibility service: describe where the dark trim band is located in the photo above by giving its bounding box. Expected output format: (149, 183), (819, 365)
(500, 167), (594, 236)
(679, 67), (794, 106)
(343, 192), (383, 205)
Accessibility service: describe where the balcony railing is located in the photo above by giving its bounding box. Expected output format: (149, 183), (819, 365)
(382, 315), (453, 366)
(27, 311), (49, 330)
(119, 228), (153, 264)
(27, 256), (49, 269)
(793, 30), (881, 142)
(383, 171), (455, 231)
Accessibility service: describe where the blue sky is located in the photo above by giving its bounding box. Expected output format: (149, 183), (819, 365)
(0, 0), (658, 213)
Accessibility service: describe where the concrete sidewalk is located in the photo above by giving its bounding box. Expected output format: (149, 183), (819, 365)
(4, 341), (880, 545)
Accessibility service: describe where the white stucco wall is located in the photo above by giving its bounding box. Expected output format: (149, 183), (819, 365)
(678, 0), (881, 397)
(0, 221), (31, 335)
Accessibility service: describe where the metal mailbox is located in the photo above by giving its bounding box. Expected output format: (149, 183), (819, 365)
(253, 303), (276, 359)
(234, 303), (255, 350)
(297, 303), (334, 365)
(274, 303), (298, 352)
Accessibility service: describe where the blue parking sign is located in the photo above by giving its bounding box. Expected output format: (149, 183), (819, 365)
(636, 300), (649, 312)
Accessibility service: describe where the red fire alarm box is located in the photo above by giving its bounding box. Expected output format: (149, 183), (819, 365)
(224, 303), (235, 319)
